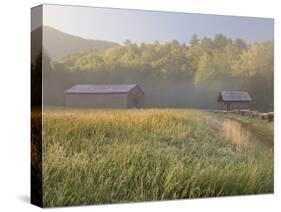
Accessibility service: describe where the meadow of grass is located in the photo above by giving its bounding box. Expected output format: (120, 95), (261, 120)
(41, 109), (273, 207)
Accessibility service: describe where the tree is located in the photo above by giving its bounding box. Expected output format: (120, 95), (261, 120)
(200, 37), (213, 53)
(232, 41), (273, 77)
(194, 52), (214, 83)
(232, 41), (273, 111)
(213, 34), (228, 49)
(190, 34), (199, 47)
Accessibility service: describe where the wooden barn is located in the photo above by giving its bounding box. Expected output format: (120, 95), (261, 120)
(217, 91), (251, 111)
(65, 84), (144, 108)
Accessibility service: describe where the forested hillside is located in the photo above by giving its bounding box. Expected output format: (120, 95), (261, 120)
(31, 26), (120, 60)
(41, 34), (273, 111)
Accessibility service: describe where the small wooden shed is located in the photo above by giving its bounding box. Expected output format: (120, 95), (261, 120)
(217, 91), (251, 111)
(65, 84), (144, 108)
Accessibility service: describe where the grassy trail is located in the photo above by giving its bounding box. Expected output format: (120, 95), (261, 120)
(40, 109), (273, 207)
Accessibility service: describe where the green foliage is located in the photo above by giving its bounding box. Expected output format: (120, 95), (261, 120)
(60, 40), (194, 80)
(190, 34), (199, 47)
(232, 41), (273, 77)
(232, 41), (274, 111)
(42, 109), (273, 207)
(58, 35), (272, 86)
(47, 35), (273, 111)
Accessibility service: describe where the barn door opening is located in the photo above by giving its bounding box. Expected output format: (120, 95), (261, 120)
(133, 97), (140, 108)
(226, 103), (230, 111)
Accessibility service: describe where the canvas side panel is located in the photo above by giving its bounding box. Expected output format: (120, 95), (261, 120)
(31, 5), (43, 208)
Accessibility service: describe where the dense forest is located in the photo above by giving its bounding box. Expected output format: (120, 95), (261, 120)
(38, 33), (273, 111)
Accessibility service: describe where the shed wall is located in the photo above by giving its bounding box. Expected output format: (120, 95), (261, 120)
(223, 102), (250, 111)
(127, 87), (144, 108)
(65, 93), (128, 108)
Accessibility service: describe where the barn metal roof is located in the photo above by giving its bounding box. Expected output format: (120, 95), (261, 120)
(65, 84), (140, 94)
(218, 91), (251, 102)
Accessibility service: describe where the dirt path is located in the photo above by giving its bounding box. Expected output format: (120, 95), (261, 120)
(202, 114), (273, 148)
(202, 114), (271, 150)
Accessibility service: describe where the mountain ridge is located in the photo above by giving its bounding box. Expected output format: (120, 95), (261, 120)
(32, 26), (120, 61)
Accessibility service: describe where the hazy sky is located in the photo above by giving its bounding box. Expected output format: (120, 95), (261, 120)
(43, 4), (274, 45)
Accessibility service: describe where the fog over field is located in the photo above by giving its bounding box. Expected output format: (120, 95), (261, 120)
(34, 25), (273, 111)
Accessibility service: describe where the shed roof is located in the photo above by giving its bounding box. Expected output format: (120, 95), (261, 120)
(217, 91), (251, 102)
(65, 84), (141, 94)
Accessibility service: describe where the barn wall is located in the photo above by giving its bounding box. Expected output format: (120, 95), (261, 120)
(127, 87), (144, 108)
(224, 102), (251, 111)
(65, 93), (128, 108)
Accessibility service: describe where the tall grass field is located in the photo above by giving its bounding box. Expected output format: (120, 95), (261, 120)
(39, 109), (273, 207)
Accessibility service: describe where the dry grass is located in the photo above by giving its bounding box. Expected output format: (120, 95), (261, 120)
(40, 109), (273, 207)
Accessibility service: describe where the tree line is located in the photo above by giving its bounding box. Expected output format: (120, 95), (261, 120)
(41, 34), (273, 111)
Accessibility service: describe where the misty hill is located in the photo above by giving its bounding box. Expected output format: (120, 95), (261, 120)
(32, 26), (120, 61)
